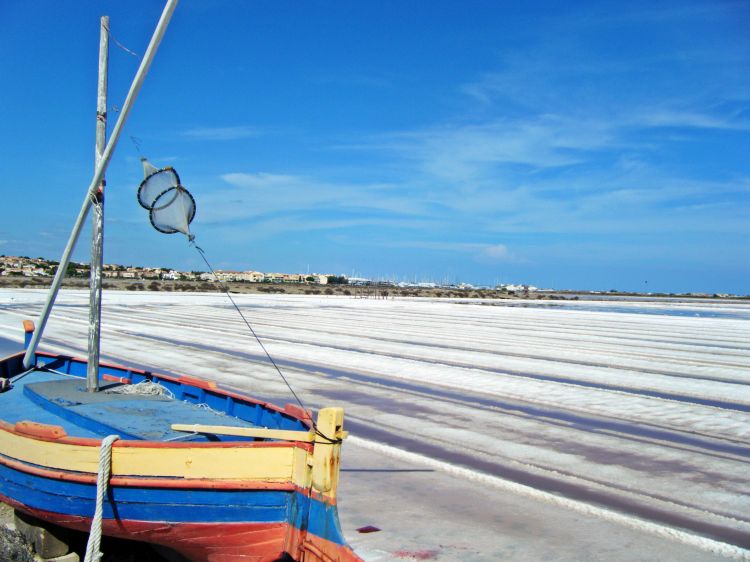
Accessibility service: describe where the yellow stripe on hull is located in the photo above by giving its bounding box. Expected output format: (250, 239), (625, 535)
(0, 428), (311, 486)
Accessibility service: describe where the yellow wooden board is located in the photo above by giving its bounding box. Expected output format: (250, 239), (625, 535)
(171, 423), (315, 442)
(0, 428), (309, 484)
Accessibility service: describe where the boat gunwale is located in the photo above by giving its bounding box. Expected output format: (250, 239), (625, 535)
(0, 451), (340, 503)
(1, 350), (316, 451)
(0, 419), (314, 450)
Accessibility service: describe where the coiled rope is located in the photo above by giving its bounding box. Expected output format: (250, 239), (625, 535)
(84, 434), (120, 562)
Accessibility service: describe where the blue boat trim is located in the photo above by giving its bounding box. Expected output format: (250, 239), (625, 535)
(0, 460), (347, 545)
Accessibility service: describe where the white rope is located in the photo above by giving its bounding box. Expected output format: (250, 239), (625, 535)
(104, 379), (174, 398)
(84, 434), (120, 562)
(194, 402), (226, 416)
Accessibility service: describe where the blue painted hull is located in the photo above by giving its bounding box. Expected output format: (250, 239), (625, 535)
(0, 349), (360, 561)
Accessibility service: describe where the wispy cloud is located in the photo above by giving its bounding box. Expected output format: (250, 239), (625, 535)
(221, 172), (299, 189)
(195, 171), (431, 230)
(632, 109), (750, 130)
(181, 126), (260, 141)
(376, 240), (519, 263)
(182, 6), (749, 287)
(371, 115), (618, 182)
(205, 120), (748, 248)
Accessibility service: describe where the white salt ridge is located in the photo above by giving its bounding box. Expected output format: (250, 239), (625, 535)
(1, 292), (749, 441)
(1, 289), (749, 558)
(350, 436), (750, 561)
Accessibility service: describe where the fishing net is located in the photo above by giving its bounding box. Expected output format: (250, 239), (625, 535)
(137, 160), (181, 210)
(150, 186), (196, 235)
(136, 158), (195, 238)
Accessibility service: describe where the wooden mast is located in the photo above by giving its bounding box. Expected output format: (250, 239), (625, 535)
(87, 16), (109, 393)
(23, 0), (179, 370)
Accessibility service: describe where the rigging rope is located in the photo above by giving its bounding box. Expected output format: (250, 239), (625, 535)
(189, 242), (341, 445)
(130, 136), (144, 157)
(84, 434), (120, 562)
(102, 23), (139, 58)
(190, 243), (307, 411)
(134, 158), (340, 444)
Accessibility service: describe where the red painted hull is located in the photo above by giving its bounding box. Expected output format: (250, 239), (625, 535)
(8, 501), (361, 562)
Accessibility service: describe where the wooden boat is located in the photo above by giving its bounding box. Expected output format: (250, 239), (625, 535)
(0, 2), (361, 560)
(0, 332), (360, 561)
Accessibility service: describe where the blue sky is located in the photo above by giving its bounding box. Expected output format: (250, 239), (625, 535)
(1, 1), (748, 293)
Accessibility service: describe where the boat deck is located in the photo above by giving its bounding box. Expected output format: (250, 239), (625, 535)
(4, 371), (257, 442)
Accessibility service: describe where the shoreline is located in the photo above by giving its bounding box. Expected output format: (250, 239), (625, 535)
(0, 277), (746, 302)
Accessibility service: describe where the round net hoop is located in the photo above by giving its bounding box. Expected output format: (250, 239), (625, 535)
(149, 186), (196, 235)
(137, 167), (181, 210)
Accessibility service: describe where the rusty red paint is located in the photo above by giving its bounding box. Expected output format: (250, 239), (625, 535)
(283, 403), (313, 421)
(177, 375), (217, 390)
(4, 499), (288, 562)
(287, 526), (364, 562)
(102, 374), (131, 384)
(14, 421), (67, 439)
(3, 497), (361, 562)
(0, 421), (313, 452)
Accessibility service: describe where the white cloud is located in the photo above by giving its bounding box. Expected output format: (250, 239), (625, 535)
(479, 244), (511, 262)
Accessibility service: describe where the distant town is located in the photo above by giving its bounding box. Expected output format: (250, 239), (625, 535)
(0, 255), (743, 299)
(0, 254), (541, 293)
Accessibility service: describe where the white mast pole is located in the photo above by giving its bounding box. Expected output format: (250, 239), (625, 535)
(23, 0), (179, 369)
(86, 16), (109, 393)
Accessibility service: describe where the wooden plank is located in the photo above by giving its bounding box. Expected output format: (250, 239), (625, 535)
(0, 428), (303, 482)
(171, 423), (315, 442)
(311, 407), (345, 495)
(113, 445), (297, 480)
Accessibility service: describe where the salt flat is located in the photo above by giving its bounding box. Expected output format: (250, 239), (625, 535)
(0, 289), (749, 561)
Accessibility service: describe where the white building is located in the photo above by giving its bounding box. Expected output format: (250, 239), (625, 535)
(236, 271), (264, 282)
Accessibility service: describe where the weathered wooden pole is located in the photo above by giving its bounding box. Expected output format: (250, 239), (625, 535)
(23, 0), (179, 369)
(87, 16), (109, 392)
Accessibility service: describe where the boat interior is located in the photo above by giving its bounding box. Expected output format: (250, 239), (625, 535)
(0, 351), (312, 444)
